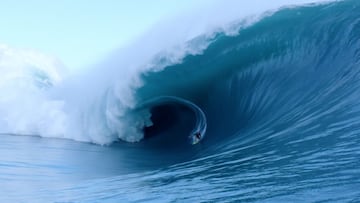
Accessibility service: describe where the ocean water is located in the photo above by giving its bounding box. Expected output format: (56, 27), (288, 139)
(1, 0), (360, 202)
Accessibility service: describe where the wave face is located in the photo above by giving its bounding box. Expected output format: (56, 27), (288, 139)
(1, 0), (360, 202)
(134, 0), (360, 149)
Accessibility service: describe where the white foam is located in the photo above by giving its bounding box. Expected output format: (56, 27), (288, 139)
(0, 45), (68, 137)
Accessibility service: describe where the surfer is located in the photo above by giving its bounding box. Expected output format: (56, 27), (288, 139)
(195, 132), (201, 140)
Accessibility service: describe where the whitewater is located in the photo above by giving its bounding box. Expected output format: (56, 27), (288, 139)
(1, 0), (360, 202)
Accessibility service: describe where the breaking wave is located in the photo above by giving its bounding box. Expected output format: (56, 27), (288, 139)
(2, 0), (358, 148)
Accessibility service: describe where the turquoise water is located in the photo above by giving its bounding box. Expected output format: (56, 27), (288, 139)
(1, 1), (360, 202)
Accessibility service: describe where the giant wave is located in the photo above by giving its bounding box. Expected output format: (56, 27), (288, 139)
(0, 0), (358, 147)
(2, 0), (360, 202)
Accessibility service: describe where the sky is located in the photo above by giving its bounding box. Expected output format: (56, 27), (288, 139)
(0, 0), (207, 70)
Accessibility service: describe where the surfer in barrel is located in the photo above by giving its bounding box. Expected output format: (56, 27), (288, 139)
(194, 132), (201, 140)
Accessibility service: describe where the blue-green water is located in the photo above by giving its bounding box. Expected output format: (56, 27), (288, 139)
(1, 1), (360, 202)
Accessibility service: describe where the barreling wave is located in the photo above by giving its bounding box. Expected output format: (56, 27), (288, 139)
(2, 0), (358, 147)
(3, 1), (360, 202)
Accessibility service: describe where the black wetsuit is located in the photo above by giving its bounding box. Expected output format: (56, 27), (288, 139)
(195, 133), (201, 140)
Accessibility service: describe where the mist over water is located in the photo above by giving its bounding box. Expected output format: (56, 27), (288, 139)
(1, 0), (360, 202)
